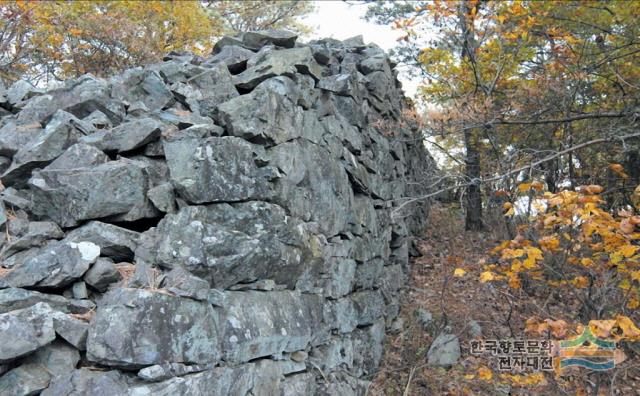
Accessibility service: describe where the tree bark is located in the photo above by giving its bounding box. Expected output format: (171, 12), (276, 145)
(464, 128), (484, 231)
(459, 1), (484, 231)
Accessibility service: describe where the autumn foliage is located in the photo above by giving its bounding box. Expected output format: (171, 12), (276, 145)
(481, 175), (640, 343)
(0, 1), (314, 84)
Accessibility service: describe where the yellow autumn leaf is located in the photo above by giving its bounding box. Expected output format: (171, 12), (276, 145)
(503, 202), (515, 217)
(572, 276), (589, 288)
(511, 260), (522, 272)
(501, 248), (525, 259)
(580, 258), (594, 266)
(479, 271), (496, 283)
(522, 256), (537, 269)
(477, 366), (493, 381)
(525, 246), (543, 261)
(502, 372), (547, 386)
(620, 278), (632, 290)
(617, 316), (640, 340)
(518, 183), (531, 192)
(627, 298), (639, 309)
(508, 274), (521, 289)
(454, 268), (467, 277)
(620, 244), (639, 258)
(539, 236), (560, 251)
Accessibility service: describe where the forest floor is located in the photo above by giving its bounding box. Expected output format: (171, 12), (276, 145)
(369, 204), (640, 396)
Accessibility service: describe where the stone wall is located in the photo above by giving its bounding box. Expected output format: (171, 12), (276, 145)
(0, 30), (433, 395)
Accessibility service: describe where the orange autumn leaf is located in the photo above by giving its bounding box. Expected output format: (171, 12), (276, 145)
(477, 366), (493, 381)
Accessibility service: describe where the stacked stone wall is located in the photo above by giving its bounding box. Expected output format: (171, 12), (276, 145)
(0, 30), (433, 395)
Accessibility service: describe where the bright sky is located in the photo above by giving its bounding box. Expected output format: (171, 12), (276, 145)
(303, 1), (402, 51)
(302, 1), (420, 97)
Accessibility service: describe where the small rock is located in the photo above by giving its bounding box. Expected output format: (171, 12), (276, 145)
(290, 351), (308, 363)
(51, 312), (90, 350)
(469, 320), (483, 337)
(23, 340), (80, 376)
(137, 362), (211, 382)
(161, 267), (210, 301)
(147, 182), (176, 213)
(427, 333), (461, 367)
(72, 281), (89, 299)
(229, 279), (276, 291)
(390, 317), (404, 334)
(416, 308), (433, 329)
(83, 257), (122, 292)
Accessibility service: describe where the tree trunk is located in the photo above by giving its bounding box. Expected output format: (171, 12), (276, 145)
(458, 1), (485, 231)
(464, 128), (484, 230)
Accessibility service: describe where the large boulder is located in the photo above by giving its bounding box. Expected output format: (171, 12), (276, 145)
(217, 76), (305, 146)
(79, 117), (165, 154)
(0, 341), (83, 395)
(268, 139), (355, 237)
(0, 240), (100, 288)
(136, 202), (322, 289)
(233, 47), (322, 90)
(164, 136), (275, 204)
(1, 110), (95, 185)
(86, 288), (220, 369)
(64, 221), (139, 262)
(41, 368), (128, 396)
(205, 45), (255, 74)
(221, 291), (324, 363)
(242, 30), (298, 50)
(45, 143), (109, 171)
(111, 69), (173, 111)
(0, 303), (56, 363)
(0, 121), (42, 157)
(17, 75), (124, 126)
(29, 159), (152, 227)
(0, 288), (94, 314)
(128, 360), (286, 396)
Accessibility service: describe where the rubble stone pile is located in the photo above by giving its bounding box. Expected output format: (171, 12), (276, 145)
(0, 30), (434, 395)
